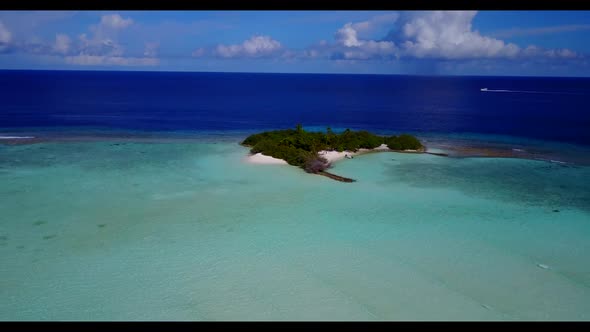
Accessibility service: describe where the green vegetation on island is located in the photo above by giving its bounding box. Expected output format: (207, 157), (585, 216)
(242, 125), (424, 176)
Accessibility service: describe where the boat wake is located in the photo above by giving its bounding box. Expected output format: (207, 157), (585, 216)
(480, 88), (583, 95)
(550, 159), (567, 165)
(535, 157), (568, 164)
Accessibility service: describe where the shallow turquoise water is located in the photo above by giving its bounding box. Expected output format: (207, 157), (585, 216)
(1, 139), (589, 320)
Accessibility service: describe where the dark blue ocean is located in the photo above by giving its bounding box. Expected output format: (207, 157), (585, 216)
(1, 70), (589, 145)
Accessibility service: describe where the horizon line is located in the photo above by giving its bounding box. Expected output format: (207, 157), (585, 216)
(0, 68), (589, 79)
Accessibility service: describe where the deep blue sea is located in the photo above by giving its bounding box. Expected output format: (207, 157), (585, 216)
(1, 70), (589, 145)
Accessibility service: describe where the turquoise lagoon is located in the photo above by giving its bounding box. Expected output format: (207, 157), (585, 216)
(1, 134), (590, 320)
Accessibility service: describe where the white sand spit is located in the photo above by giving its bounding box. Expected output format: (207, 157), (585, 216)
(246, 153), (288, 165)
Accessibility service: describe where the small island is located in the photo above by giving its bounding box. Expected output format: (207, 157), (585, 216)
(241, 125), (425, 182)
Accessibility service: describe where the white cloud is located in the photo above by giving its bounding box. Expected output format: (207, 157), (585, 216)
(76, 33), (124, 57)
(322, 15), (398, 60)
(335, 23), (363, 47)
(2, 10), (585, 70)
(55, 14), (158, 67)
(53, 34), (71, 54)
(334, 40), (396, 60)
(100, 14), (133, 30)
(63, 35), (159, 66)
(397, 11), (520, 59)
(65, 55), (158, 66)
(214, 35), (282, 58)
(57, 15), (131, 60)
(0, 20), (12, 45)
(215, 44), (240, 58)
(46, 15), (160, 67)
(521, 45), (579, 59)
(242, 35), (281, 55)
(84, 14), (133, 49)
(313, 11), (579, 62)
(334, 13), (399, 48)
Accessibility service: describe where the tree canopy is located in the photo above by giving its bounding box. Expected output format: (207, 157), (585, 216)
(242, 125), (423, 173)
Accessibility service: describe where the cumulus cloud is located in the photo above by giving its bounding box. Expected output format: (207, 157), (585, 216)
(15, 13), (158, 67)
(331, 40), (397, 60)
(100, 14), (133, 30)
(520, 45), (579, 60)
(76, 14), (134, 55)
(393, 11), (520, 59)
(63, 32), (158, 66)
(22, 14), (134, 65)
(309, 16), (398, 60)
(57, 14), (157, 66)
(325, 13), (400, 60)
(53, 34), (71, 54)
(2, 10), (584, 70)
(302, 11), (580, 63)
(76, 33), (124, 57)
(335, 23), (362, 47)
(182, 11), (583, 68)
(214, 35), (282, 58)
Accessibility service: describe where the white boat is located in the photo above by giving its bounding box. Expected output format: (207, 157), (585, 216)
(480, 88), (488, 91)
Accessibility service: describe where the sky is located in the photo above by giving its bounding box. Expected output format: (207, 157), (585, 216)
(0, 10), (589, 76)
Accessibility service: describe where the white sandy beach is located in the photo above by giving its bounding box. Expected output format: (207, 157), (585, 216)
(245, 153), (289, 165)
(246, 144), (392, 165)
(373, 143), (390, 151)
